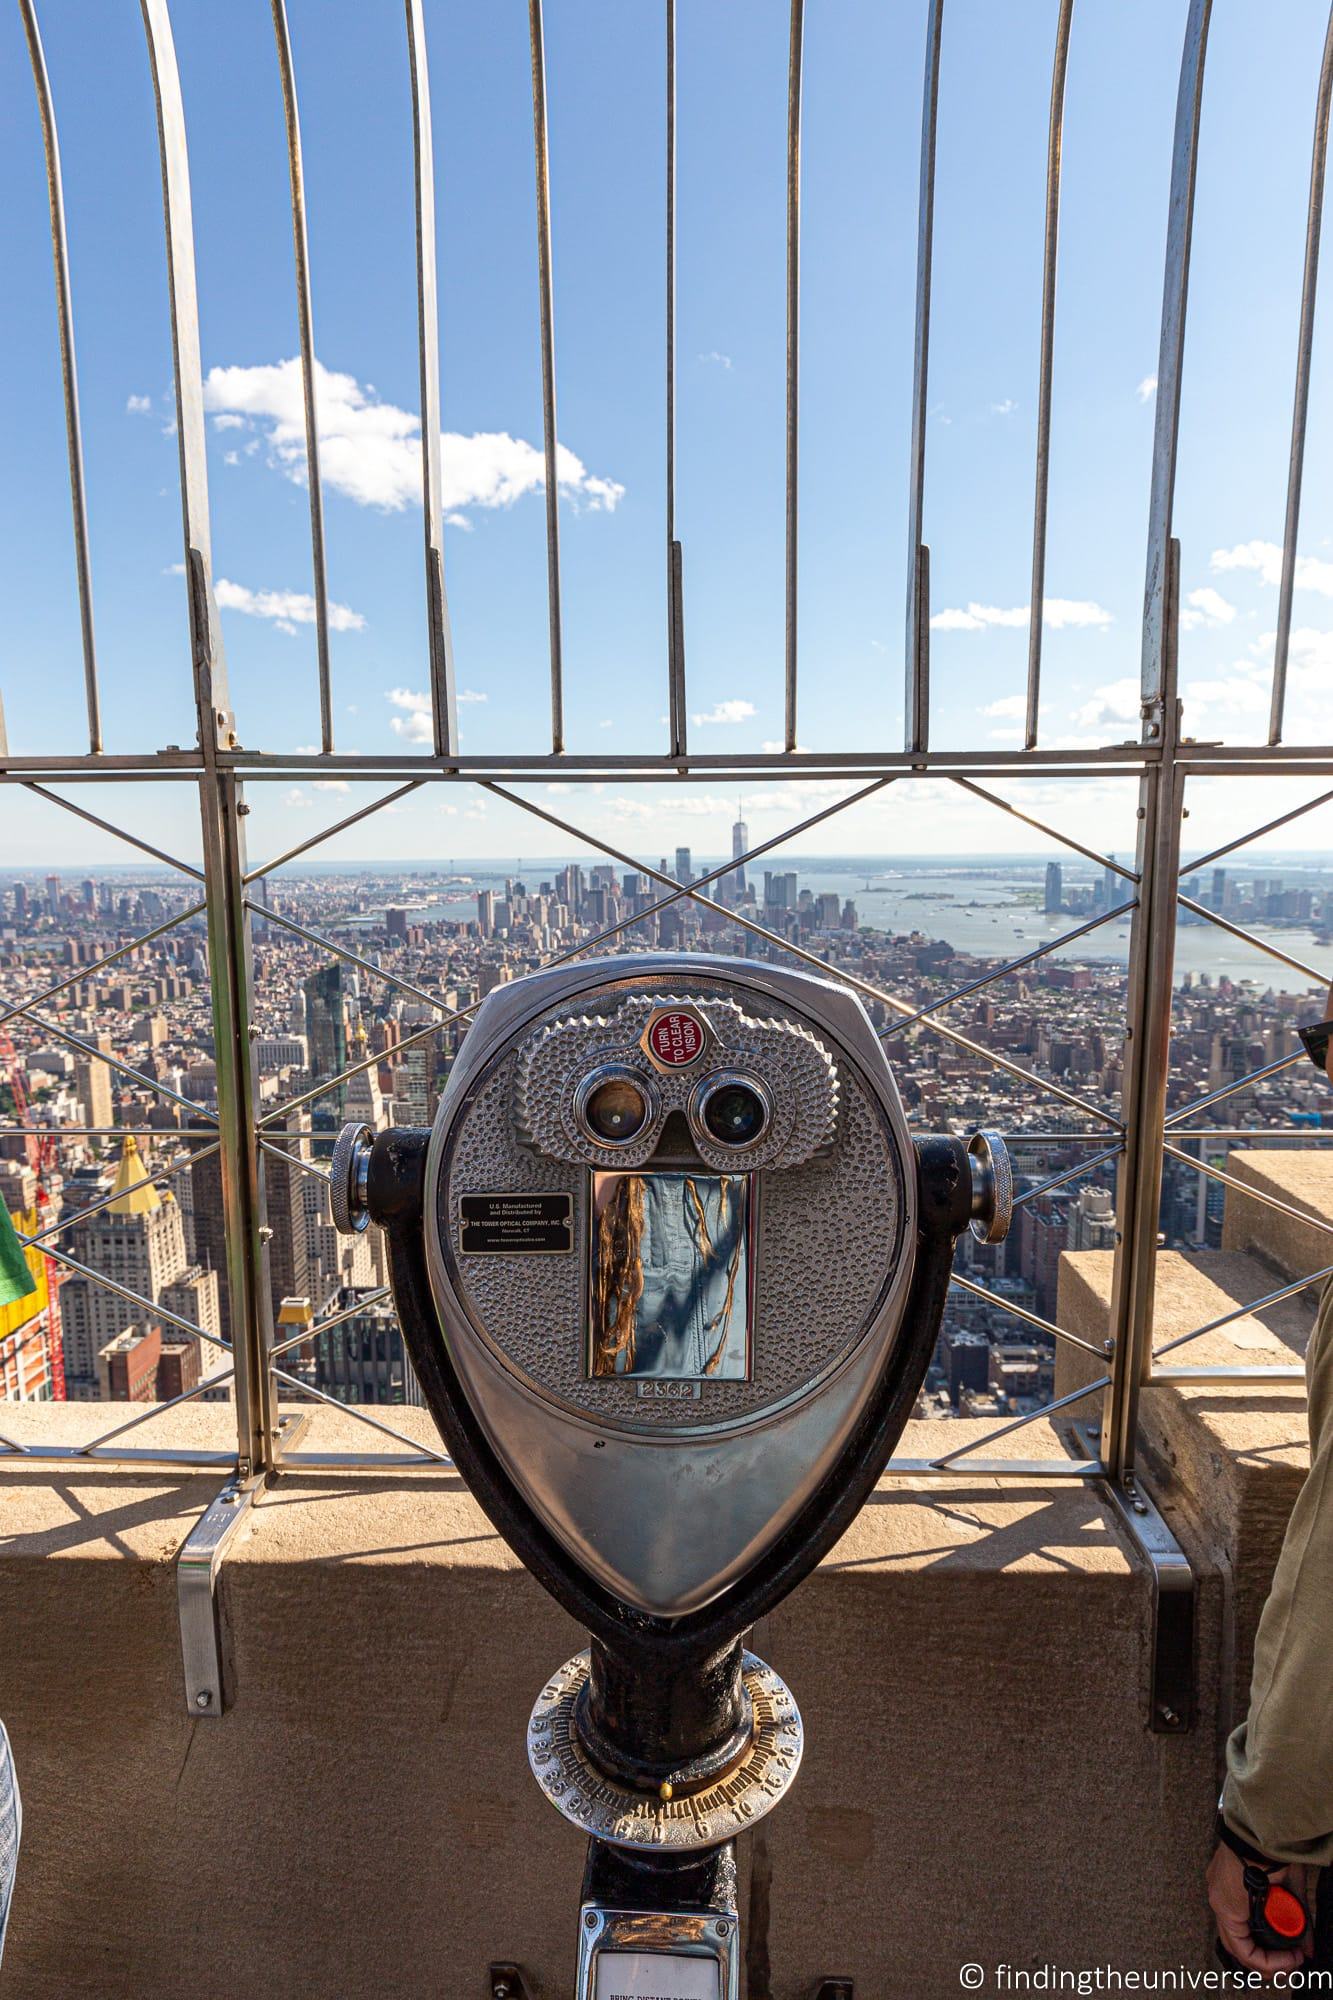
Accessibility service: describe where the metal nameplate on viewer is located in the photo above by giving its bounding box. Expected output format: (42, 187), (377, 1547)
(459, 1192), (573, 1255)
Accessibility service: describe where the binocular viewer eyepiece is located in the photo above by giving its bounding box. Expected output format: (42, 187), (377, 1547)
(330, 954), (1010, 1992)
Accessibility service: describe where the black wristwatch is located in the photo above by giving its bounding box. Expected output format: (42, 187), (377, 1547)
(1299, 1018), (1333, 1073)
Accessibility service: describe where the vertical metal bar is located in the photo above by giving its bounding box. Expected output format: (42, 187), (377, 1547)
(1270, 1), (1333, 747)
(529, 0), (565, 754)
(1106, 0), (1211, 1486)
(1140, 0), (1211, 724)
(197, 772), (279, 1480)
(666, 0), (687, 760)
(784, 0), (805, 754)
(405, 0), (458, 760)
(1101, 543), (1185, 1484)
(270, 0), (334, 755)
(904, 0), (943, 755)
(1024, 0), (1074, 753)
(140, 0), (274, 1478)
(18, 0), (102, 754)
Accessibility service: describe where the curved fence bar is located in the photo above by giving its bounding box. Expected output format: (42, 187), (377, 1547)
(784, 0), (805, 753)
(1140, 0), (1211, 724)
(405, 0), (458, 760)
(528, 0), (564, 753)
(904, 0), (944, 755)
(1024, 0), (1074, 752)
(18, 0), (102, 754)
(665, 0), (687, 759)
(270, 0), (334, 755)
(1270, 0), (1333, 746)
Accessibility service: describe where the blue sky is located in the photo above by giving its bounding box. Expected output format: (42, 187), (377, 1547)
(3, 1), (1333, 868)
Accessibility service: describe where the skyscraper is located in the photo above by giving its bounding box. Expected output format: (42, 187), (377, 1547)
(61, 1135), (190, 1395)
(1044, 862), (1063, 914)
(675, 847), (693, 887)
(304, 963), (349, 1114)
(731, 806), (749, 901)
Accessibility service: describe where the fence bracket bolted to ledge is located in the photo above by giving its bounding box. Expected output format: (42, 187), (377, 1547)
(175, 1411), (310, 1717)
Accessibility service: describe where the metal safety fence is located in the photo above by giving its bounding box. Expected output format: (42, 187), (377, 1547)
(2, 0), (1331, 1576)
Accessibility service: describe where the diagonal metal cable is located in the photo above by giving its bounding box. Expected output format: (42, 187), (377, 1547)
(258, 1135), (330, 1183)
(948, 1271), (1105, 1357)
(19, 1008), (218, 1123)
(242, 779), (426, 883)
(484, 780), (1124, 1131)
(22, 1141), (218, 1248)
(245, 900), (459, 1017)
(889, 900), (1138, 1033)
(948, 775), (1141, 882)
(0, 901), (206, 1030)
(1162, 1142), (1333, 1239)
(1183, 782), (1333, 876)
(256, 1005), (452, 1129)
(74, 1363), (236, 1454)
(1176, 893), (1329, 989)
(271, 1364), (451, 1464)
(1165, 1051), (1306, 1128)
(1012, 1143), (1125, 1208)
(1152, 1260), (1333, 1360)
(13, 1237), (231, 1352)
(269, 1285), (392, 1360)
(928, 1373), (1110, 1469)
(257, 773), (896, 1128)
(22, 781), (204, 880)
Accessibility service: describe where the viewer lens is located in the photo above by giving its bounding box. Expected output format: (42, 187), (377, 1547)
(583, 1076), (649, 1144)
(702, 1081), (768, 1147)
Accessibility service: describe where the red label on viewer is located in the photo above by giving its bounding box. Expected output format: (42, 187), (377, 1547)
(645, 1010), (706, 1068)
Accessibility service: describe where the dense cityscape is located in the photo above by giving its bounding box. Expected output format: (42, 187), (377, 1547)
(1, 816), (1329, 1428)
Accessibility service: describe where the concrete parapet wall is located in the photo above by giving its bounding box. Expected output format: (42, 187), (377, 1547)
(0, 1402), (1225, 1999)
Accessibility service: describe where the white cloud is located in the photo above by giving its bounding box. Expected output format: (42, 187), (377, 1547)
(699, 350), (733, 370)
(213, 577), (365, 633)
(981, 694), (1026, 720)
(1074, 678), (1141, 731)
(202, 357), (623, 517)
(385, 685), (484, 740)
(126, 393), (153, 415)
(212, 412), (245, 432)
(1179, 585), (1236, 632)
(386, 687), (432, 743)
(1211, 539), (1333, 597)
(692, 699), (757, 726)
(990, 398), (1016, 416)
(931, 598), (1112, 633)
(1136, 376), (1157, 404)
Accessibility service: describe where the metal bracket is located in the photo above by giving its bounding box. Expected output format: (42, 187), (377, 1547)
(176, 1412), (310, 1717)
(1072, 1423), (1195, 1733)
(490, 1967), (533, 2000)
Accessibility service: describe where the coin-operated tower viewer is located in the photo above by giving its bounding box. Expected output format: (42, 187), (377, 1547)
(331, 954), (1011, 1996)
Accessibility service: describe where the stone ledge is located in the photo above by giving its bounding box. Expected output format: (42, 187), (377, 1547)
(1221, 1148), (1333, 1285)
(1057, 1247), (1312, 1734)
(0, 1402), (1223, 1998)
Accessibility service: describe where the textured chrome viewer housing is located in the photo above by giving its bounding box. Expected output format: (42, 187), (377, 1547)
(419, 955), (918, 1619)
(514, 987), (839, 1174)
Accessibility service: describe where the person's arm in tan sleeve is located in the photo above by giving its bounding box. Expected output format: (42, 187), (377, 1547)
(1222, 1275), (1333, 1867)
(1204, 981), (1333, 1971)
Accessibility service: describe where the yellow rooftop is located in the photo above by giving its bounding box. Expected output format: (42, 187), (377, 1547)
(106, 1133), (160, 1216)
